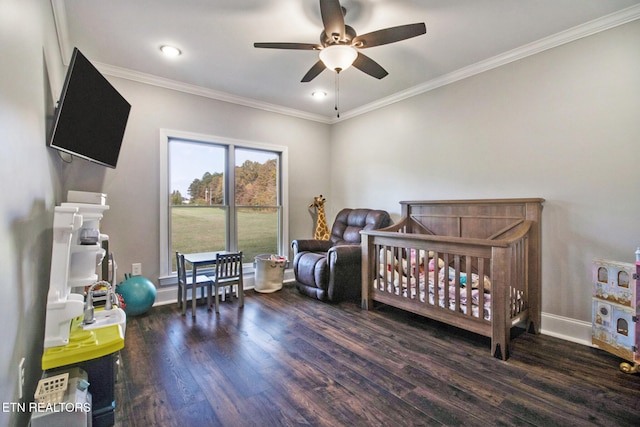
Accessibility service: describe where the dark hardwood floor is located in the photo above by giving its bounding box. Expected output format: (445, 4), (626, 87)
(115, 284), (640, 426)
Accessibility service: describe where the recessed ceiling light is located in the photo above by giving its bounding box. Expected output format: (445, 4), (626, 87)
(311, 91), (327, 100)
(160, 45), (181, 57)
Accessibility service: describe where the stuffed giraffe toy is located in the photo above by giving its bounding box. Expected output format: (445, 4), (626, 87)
(310, 195), (330, 240)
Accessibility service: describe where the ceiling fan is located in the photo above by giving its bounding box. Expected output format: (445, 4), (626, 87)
(254, 0), (426, 82)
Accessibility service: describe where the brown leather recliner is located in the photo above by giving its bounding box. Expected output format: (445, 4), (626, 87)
(292, 208), (392, 302)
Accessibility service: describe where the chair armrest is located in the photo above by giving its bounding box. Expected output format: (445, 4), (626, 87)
(292, 239), (333, 256)
(327, 245), (362, 301)
(327, 245), (361, 265)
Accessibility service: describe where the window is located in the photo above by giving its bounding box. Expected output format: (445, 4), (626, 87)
(159, 130), (288, 278)
(618, 271), (629, 288)
(597, 267), (608, 284)
(617, 318), (629, 336)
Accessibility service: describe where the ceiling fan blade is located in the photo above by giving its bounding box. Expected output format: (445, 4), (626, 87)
(352, 23), (426, 48)
(352, 53), (388, 79)
(301, 60), (327, 82)
(254, 42), (321, 50)
(320, 0), (345, 42)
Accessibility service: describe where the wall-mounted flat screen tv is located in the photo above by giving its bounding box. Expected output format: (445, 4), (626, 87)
(48, 47), (131, 168)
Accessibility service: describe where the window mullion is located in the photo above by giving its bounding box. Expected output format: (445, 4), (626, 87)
(227, 145), (237, 252)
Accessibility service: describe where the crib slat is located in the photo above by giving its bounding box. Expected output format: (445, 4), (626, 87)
(433, 251), (440, 307)
(514, 241), (521, 316)
(382, 244), (388, 291)
(443, 253), (450, 309)
(391, 246), (398, 295)
(466, 256), (473, 318)
(523, 238), (529, 312)
(454, 254), (461, 313)
(478, 257), (485, 320)
(517, 240), (524, 314)
(511, 239), (527, 316)
(408, 248), (415, 299)
(418, 248), (423, 301)
(410, 248), (419, 300)
(378, 244), (384, 291)
(521, 238), (528, 312)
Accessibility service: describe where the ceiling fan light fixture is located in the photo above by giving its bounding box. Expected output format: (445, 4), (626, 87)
(319, 45), (357, 72)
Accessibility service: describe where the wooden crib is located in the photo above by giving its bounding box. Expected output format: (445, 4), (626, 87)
(361, 198), (544, 360)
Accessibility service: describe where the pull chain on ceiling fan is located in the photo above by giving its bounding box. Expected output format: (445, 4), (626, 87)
(254, 0), (426, 117)
(334, 70), (341, 118)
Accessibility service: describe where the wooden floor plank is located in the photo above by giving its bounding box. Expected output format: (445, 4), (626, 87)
(116, 285), (640, 426)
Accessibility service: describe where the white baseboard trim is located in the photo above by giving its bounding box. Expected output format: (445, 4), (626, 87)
(153, 269), (296, 306)
(153, 286), (180, 306)
(540, 312), (592, 347)
(153, 281), (259, 306)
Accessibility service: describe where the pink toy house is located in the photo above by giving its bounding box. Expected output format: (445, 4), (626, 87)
(592, 258), (640, 373)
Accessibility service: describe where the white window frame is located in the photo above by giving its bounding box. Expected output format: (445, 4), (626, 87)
(159, 129), (289, 280)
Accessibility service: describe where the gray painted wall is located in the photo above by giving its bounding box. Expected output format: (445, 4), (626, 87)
(330, 20), (640, 337)
(1, 0), (63, 425)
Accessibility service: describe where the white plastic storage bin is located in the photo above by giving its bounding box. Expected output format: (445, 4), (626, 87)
(31, 368), (91, 427)
(254, 254), (287, 293)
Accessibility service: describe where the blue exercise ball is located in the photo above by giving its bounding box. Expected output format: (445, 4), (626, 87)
(116, 276), (156, 316)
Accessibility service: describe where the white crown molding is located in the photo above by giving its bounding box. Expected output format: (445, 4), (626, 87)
(95, 62), (333, 124)
(51, 0), (640, 124)
(337, 3), (640, 122)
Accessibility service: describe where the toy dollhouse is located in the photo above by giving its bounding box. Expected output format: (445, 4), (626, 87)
(592, 256), (640, 373)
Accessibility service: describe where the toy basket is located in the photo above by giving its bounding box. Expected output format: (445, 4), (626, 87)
(254, 254), (288, 293)
(35, 372), (69, 405)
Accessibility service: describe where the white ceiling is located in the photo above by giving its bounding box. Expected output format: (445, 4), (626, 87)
(53, 0), (640, 123)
